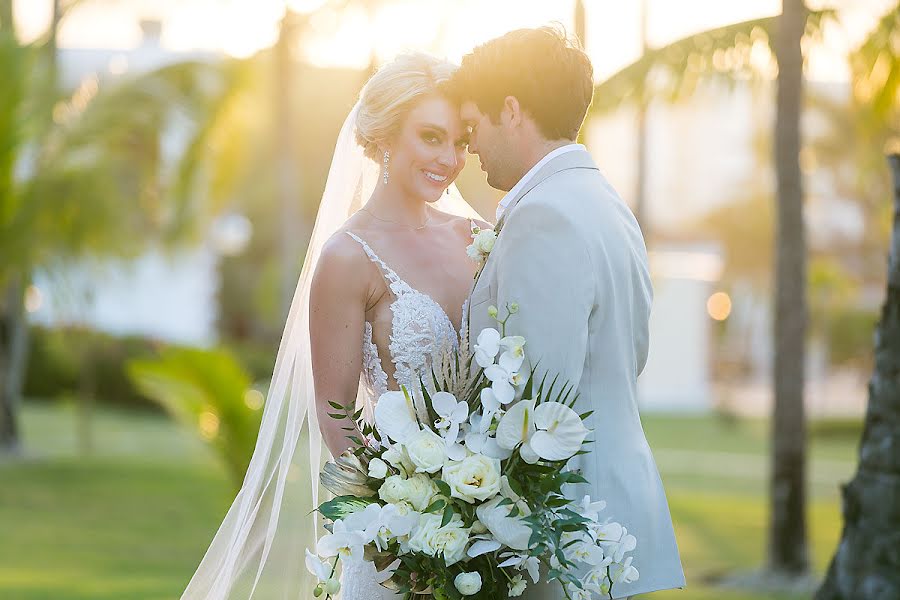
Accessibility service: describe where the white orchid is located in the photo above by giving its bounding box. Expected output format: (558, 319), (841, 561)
(484, 352), (525, 405)
(582, 569), (612, 597)
(316, 519), (367, 563)
(575, 495), (607, 522)
(305, 549), (331, 582)
(496, 400), (589, 464)
(610, 556), (640, 585)
(594, 522), (637, 564)
(499, 335), (526, 368)
(432, 391), (468, 446)
(473, 328), (501, 368)
(478, 388), (502, 433)
(464, 425), (513, 460)
(498, 552), (541, 583)
(466, 533), (502, 558)
(371, 503), (420, 551)
(374, 390), (419, 444)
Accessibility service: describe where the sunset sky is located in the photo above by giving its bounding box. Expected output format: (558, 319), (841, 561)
(12, 0), (897, 81)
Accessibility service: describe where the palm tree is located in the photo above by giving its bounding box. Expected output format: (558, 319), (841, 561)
(0, 3), (243, 454)
(586, 0), (898, 583)
(770, 0), (809, 576)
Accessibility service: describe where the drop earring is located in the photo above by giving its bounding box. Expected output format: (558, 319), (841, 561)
(382, 150), (391, 185)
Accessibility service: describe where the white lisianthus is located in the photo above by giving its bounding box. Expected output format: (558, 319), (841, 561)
(442, 454), (502, 503)
(405, 428), (447, 474)
(407, 513), (470, 566)
(367, 457), (389, 479)
(454, 572), (483, 595)
(508, 574), (527, 597)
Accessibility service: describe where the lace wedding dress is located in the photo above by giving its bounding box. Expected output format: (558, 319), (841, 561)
(342, 231), (468, 599)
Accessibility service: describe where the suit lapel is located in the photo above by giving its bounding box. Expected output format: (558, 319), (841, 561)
(498, 148), (599, 222)
(470, 149), (599, 301)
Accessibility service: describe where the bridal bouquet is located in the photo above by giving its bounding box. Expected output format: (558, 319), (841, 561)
(306, 305), (639, 600)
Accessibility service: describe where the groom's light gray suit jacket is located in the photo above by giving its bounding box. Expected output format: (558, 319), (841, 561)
(469, 148), (685, 598)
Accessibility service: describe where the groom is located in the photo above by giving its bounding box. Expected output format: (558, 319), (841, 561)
(449, 27), (685, 599)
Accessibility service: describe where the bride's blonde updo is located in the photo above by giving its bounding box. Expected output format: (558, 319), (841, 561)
(355, 53), (457, 162)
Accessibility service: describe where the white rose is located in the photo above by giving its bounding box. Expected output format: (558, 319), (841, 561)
(402, 473), (440, 511)
(408, 513), (470, 566)
(508, 574), (527, 597)
(379, 473), (438, 512)
(442, 454), (502, 504)
(405, 428), (447, 474)
(473, 228), (496, 254)
(454, 572), (483, 596)
(407, 513), (441, 556)
(466, 243), (481, 261)
(378, 475), (411, 507)
(368, 457), (389, 479)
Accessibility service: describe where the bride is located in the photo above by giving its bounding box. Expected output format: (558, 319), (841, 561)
(182, 53), (488, 599)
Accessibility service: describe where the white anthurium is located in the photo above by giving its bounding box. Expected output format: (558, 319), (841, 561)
(374, 391), (420, 444)
(495, 400), (539, 463)
(316, 519), (367, 563)
(473, 328), (501, 368)
(529, 402), (589, 461)
(475, 496), (532, 551)
(498, 552), (542, 584)
(466, 533), (502, 558)
(432, 392), (468, 445)
(484, 352), (525, 405)
(305, 549), (330, 581)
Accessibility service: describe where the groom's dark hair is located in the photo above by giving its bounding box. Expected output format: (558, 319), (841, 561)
(446, 26), (594, 141)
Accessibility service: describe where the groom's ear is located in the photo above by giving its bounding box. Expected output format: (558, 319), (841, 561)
(501, 96), (523, 128)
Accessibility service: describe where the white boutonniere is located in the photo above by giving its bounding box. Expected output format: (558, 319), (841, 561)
(466, 224), (497, 265)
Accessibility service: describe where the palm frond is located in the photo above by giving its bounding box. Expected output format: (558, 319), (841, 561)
(590, 10), (835, 115)
(850, 2), (900, 124)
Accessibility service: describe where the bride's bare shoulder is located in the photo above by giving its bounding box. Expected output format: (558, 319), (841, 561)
(312, 229), (372, 288)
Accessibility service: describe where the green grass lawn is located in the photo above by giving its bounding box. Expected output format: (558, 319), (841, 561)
(0, 402), (860, 599)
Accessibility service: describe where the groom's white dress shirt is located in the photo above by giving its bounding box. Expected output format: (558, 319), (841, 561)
(470, 146), (685, 599)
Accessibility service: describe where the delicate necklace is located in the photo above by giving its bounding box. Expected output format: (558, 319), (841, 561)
(360, 207), (430, 230)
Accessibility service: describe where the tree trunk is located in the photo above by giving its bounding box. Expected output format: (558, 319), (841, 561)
(0, 274), (27, 454)
(275, 9), (302, 321)
(815, 155), (900, 599)
(769, 0), (809, 576)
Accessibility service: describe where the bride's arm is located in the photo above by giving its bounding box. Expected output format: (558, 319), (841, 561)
(309, 235), (370, 457)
